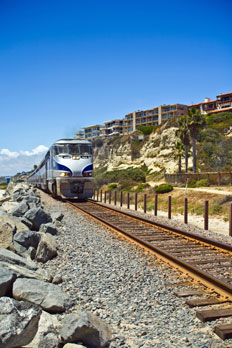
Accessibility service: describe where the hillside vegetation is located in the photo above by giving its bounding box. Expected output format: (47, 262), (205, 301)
(93, 111), (232, 189)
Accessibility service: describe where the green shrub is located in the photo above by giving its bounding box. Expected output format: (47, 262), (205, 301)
(135, 183), (150, 193)
(137, 125), (155, 135)
(210, 204), (222, 214)
(154, 183), (173, 194)
(108, 183), (117, 190)
(195, 179), (210, 187)
(188, 179), (197, 188)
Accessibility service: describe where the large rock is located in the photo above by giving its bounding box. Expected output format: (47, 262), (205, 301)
(60, 311), (112, 347)
(0, 261), (52, 282)
(13, 278), (69, 313)
(12, 200), (30, 217)
(40, 222), (58, 235)
(35, 233), (57, 263)
(13, 230), (41, 249)
(24, 207), (52, 230)
(0, 247), (38, 270)
(0, 264), (16, 296)
(0, 201), (18, 214)
(63, 344), (87, 348)
(0, 297), (41, 348)
(23, 310), (61, 348)
(0, 213), (29, 233)
(0, 190), (11, 206)
(0, 220), (15, 249)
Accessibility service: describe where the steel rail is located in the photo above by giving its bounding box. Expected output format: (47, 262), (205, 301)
(67, 200), (232, 299)
(89, 199), (232, 253)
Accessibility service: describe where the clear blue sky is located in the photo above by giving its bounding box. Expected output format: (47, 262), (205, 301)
(0, 0), (231, 175)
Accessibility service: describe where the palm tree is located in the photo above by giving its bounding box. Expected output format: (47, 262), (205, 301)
(173, 140), (184, 173)
(176, 117), (190, 173)
(187, 108), (206, 173)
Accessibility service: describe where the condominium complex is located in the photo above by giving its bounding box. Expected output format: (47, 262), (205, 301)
(124, 104), (188, 133)
(189, 92), (232, 114)
(104, 119), (124, 136)
(82, 125), (105, 140)
(76, 92), (232, 140)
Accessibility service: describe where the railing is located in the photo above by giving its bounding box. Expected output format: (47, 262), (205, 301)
(165, 171), (232, 186)
(93, 190), (232, 237)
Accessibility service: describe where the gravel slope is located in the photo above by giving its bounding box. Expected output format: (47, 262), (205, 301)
(39, 191), (232, 348)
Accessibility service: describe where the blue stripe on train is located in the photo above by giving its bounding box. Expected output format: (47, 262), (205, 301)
(56, 162), (72, 174)
(82, 164), (93, 175)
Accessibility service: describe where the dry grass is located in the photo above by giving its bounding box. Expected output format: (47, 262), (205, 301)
(129, 187), (232, 221)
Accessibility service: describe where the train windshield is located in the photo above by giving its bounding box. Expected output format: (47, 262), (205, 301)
(53, 144), (92, 156)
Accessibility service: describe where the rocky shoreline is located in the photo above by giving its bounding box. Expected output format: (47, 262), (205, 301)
(1, 183), (232, 348)
(0, 182), (111, 348)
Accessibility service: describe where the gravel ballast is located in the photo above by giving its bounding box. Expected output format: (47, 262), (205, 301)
(39, 191), (232, 348)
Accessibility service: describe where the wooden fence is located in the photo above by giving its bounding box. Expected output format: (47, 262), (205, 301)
(165, 171), (232, 186)
(93, 190), (232, 237)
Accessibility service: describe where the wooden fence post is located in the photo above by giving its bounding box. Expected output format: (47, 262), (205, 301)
(104, 191), (107, 203)
(135, 193), (137, 211)
(168, 196), (171, 219)
(229, 204), (232, 237)
(120, 192), (123, 207)
(109, 191), (111, 204)
(184, 198), (188, 224)
(100, 190), (102, 202)
(114, 191), (117, 205)
(127, 193), (130, 209)
(154, 194), (158, 216)
(144, 194), (147, 214)
(204, 200), (209, 230)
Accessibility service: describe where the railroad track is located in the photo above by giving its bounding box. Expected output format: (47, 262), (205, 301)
(67, 199), (232, 340)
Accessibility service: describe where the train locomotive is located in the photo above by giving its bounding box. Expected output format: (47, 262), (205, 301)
(28, 139), (94, 199)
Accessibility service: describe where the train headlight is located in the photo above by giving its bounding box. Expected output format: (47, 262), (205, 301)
(60, 172), (71, 177)
(72, 155), (80, 160)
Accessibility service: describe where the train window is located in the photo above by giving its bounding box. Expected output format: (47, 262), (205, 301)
(80, 145), (92, 156)
(53, 144), (92, 156)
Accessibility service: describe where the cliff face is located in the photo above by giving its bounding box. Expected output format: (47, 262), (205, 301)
(93, 126), (185, 174)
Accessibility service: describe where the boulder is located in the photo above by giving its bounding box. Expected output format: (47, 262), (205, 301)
(12, 200), (30, 217)
(35, 233), (57, 263)
(0, 297), (41, 348)
(6, 182), (27, 196)
(51, 212), (64, 222)
(23, 310), (61, 348)
(21, 216), (34, 230)
(0, 190), (11, 206)
(0, 214), (29, 233)
(0, 220), (15, 249)
(40, 222), (58, 235)
(63, 344), (87, 348)
(0, 264), (16, 296)
(24, 207), (52, 230)
(60, 311), (112, 347)
(0, 261), (52, 282)
(0, 201), (18, 214)
(0, 247), (38, 270)
(13, 230), (41, 249)
(13, 278), (69, 313)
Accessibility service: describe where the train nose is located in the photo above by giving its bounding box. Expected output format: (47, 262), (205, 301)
(71, 183), (84, 194)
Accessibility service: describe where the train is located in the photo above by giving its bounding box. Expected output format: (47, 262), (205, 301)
(28, 139), (94, 199)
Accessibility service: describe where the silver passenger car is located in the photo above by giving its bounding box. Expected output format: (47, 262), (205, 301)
(29, 139), (94, 199)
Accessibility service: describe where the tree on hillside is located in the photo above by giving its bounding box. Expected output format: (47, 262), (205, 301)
(173, 140), (184, 173)
(176, 117), (190, 173)
(187, 108), (206, 173)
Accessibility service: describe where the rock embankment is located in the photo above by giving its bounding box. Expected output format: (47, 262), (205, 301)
(0, 182), (111, 348)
